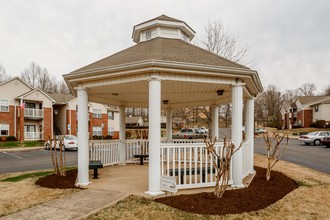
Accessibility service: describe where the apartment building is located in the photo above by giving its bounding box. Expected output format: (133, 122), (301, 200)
(0, 77), (54, 141)
(48, 93), (119, 140)
(0, 77), (119, 141)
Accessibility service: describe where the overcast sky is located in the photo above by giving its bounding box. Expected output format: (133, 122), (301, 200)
(1, 0), (329, 93)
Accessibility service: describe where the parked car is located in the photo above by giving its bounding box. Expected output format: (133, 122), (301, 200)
(255, 128), (267, 135)
(321, 136), (330, 147)
(45, 135), (78, 150)
(299, 131), (330, 146)
(173, 128), (206, 139)
(198, 127), (208, 134)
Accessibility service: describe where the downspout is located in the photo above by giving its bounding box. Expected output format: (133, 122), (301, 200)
(14, 101), (16, 138)
(302, 107), (304, 128)
(68, 102), (72, 135)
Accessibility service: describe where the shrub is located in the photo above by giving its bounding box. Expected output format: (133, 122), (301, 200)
(105, 135), (112, 139)
(316, 120), (326, 128)
(6, 136), (16, 141)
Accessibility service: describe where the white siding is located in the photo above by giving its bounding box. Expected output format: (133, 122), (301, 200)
(314, 104), (330, 122)
(0, 78), (31, 105)
(24, 90), (53, 108)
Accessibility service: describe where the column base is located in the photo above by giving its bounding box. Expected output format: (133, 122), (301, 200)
(231, 183), (245, 189)
(75, 181), (91, 187)
(144, 191), (165, 197)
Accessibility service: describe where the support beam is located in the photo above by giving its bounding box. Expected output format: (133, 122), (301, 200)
(211, 105), (219, 140)
(166, 108), (173, 143)
(245, 98), (255, 174)
(145, 76), (164, 196)
(231, 83), (244, 188)
(76, 87), (90, 186)
(119, 106), (126, 165)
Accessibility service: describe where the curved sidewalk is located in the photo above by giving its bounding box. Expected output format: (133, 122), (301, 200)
(1, 189), (127, 220)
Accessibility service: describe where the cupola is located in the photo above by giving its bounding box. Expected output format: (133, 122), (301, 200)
(132, 14), (196, 43)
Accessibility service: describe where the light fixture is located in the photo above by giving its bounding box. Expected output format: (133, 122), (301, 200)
(54, 109), (59, 115)
(216, 90), (224, 96)
(162, 100), (169, 105)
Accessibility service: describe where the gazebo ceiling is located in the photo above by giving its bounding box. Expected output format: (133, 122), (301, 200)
(63, 15), (263, 109)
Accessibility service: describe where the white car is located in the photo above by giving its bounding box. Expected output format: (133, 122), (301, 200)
(45, 135), (78, 150)
(299, 131), (330, 146)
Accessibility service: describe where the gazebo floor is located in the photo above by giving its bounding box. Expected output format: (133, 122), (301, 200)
(86, 163), (255, 198)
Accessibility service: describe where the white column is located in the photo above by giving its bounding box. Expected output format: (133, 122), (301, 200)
(166, 108), (173, 143)
(211, 105), (219, 140)
(76, 87), (90, 186)
(231, 83), (244, 188)
(245, 98), (255, 174)
(145, 76), (164, 196)
(119, 106), (126, 165)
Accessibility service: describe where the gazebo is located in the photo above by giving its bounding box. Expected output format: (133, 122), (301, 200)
(63, 15), (263, 196)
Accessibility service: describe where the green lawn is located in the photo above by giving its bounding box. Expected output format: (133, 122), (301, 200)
(0, 141), (44, 149)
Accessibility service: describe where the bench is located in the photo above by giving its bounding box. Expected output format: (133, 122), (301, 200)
(89, 160), (103, 179)
(169, 167), (217, 184)
(133, 154), (149, 165)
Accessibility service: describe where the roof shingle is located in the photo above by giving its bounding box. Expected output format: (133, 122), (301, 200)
(72, 38), (249, 73)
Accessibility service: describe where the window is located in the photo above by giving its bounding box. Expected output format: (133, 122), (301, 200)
(25, 102), (36, 109)
(0, 99), (9, 112)
(0, 124), (9, 136)
(315, 105), (319, 112)
(93, 109), (102, 118)
(108, 111), (114, 120)
(145, 30), (151, 39)
(108, 127), (114, 136)
(93, 126), (102, 136)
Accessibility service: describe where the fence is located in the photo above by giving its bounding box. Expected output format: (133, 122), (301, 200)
(160, 142), (233, 189)
(24, 132), (43, 140)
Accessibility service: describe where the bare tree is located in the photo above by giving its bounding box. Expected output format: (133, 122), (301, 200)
(38, 68), (51, 92)
(200, 20), (248, 63)
(0, 64), (10, 83)
(298, 83), (317, 96)
(58, 79), (70, 94)
(255, 85), (283, 128)
(263, 132), (289, 180)
(21, 62), (41, 88)
(282, 89), (300, 102)
(204, 137), (244, 198)
(322, 84), (330, 95)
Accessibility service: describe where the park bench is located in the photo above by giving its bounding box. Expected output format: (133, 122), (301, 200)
(89, 160), (103, 179)
(169, 166), (217, 184)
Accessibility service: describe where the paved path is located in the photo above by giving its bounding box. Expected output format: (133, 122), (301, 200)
(1, 189), (127, 220)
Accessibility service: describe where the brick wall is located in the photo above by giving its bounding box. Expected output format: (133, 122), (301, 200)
(0, 106), (15, 140)
(304, 110), (313, 127)
(90, 113), (108, 139)
(66, 110), (77, 136)
(44, 108), (52, 141)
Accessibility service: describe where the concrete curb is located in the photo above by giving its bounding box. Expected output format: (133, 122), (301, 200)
(0, 146), (44, 152)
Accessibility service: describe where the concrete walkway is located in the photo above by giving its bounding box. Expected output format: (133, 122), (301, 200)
(1, 163), (149, 220)
(1, 189), (127, 220)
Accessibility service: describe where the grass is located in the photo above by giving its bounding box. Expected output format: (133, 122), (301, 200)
(1, 171), (53, 182)
(0, 141), (44, 149)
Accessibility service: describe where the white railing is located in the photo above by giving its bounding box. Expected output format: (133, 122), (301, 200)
(161, 142), (233, 189)
(89, 142), (120, 166)
(126, 139), (149, 162)
(24, 132), (43, 140)
(24, 108), (43, 118)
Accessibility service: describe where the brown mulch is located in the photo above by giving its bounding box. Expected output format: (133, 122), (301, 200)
(35, 169), (80, 189)
(35, 166), (298, 215)
(155, 166), (298, 215)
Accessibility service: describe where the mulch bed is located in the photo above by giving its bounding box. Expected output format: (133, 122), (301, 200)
(155, 166), (298, 215)
(35, 166), (298, 215)
(35, 169), (80, 189)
